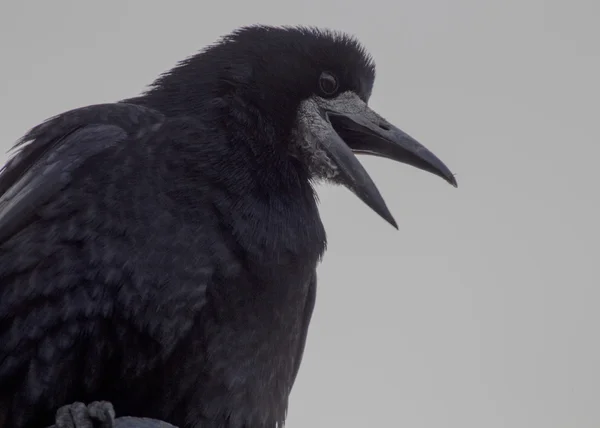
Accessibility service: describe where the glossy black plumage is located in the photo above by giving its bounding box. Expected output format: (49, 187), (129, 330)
(0, 25), (456, 428)
(0, 96), (327, 427)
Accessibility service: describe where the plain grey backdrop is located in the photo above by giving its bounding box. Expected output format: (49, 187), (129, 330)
(0, 0), (598, 427)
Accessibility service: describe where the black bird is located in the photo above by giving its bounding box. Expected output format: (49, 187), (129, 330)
(0, 25), (456, 428)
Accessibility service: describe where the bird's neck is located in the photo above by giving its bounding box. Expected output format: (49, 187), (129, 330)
(211, 104), (328, 262)
(131, 91), (327, 261)
(129, 87), (297, 181)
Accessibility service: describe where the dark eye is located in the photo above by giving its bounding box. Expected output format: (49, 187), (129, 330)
(319, 72), (339, 96)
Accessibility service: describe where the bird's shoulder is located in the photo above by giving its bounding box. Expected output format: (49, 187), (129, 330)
(1, 102), (165, 192)
(0, 101), (220, 312)
(0, 102), (178, 243)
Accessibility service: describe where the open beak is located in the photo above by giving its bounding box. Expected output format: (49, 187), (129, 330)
(315, 92), (457, 228)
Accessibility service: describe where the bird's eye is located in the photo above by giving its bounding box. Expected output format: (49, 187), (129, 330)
(318, 72), (339, 96)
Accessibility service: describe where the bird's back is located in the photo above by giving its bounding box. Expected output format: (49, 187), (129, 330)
(0, 104), (220, 427)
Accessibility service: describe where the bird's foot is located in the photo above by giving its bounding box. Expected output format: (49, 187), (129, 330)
(54, 401), (115, 428)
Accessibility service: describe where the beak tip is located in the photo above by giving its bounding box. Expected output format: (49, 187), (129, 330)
(376, 202), (398, 229)
(375, 204), (398, 229)
(448, 174), (458, 188)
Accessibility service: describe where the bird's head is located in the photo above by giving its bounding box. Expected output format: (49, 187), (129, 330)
(144, 25), (457, 228)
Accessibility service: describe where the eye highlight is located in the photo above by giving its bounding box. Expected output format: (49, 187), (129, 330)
(318, 72), (339, 96)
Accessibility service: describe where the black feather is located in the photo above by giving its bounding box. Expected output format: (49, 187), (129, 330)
(0, 25), (378, 428)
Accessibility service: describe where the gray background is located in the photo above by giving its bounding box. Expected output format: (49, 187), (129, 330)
(0, 0), (598, 427)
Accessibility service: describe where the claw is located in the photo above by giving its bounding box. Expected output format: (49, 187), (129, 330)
(87, 402), (115, 428)
(53, 401), (115, 428)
